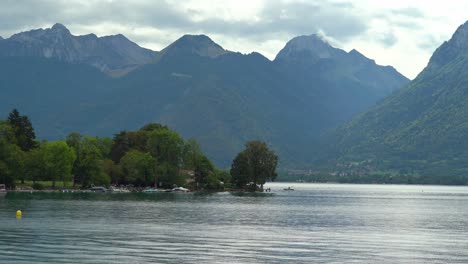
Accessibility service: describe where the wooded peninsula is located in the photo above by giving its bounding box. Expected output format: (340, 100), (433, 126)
(0, 109), (278, 192)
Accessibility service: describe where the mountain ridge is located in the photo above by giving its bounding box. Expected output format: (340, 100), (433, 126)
(0, 23), (158, 75)
(0, 24), (409, 167)
(317, 20), (468, 179)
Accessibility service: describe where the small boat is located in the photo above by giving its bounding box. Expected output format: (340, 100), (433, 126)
(172, 187), (190, 192)
(283, 187), (294, 191)
(109, 187), (129, 193)
(88, 186), (107, 193)
(0, 184), (6, 196)
(143, 188), (160, 193)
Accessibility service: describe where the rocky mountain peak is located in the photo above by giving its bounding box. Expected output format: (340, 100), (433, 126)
(450, 20), (468, 48)
(161, 34), (229, 58)
(50, 23), (70, 34)
(275, 34), (344, 62)
(425, 20), (468, 72)
(0, 23), (158, 75)
(348, 49), (375, 64)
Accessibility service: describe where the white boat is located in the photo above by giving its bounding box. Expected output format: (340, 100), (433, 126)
(172, 187), (190, 192)
(109, 187), (126, 193)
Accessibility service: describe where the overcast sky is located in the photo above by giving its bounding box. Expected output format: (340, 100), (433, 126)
(0, 0), (467, 79)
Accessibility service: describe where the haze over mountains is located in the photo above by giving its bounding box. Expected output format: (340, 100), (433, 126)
(0, 23), (409, 167)
(320, 21), (468, 180)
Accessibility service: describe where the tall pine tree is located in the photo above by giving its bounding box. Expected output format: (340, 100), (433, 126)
(7, 109), (37, 151)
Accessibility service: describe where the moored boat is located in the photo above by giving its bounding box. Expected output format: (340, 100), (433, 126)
(88, 186), (107, 193)
(172, 187), (190, 192)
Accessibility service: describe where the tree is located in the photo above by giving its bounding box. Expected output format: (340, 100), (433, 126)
(230, 151), (250, 188)
(147, 129), (184, 187)
(126, 130), (150, 152)
(24, 147), (46, 184)
(183, 138), (202, 170)
(0, 121), (17, 145)
(110, 131), (130, 163)
(85, 136), (113, 159)
(193, 154), (215, 189)
(140, 123), (168, 132)
(230, 141), (278, 191)
(67, 134), (114, 186)
(7, 109), (37, 151)
(0, 138), (23, 187)
(101, 159), (122, 185)
(120, 150), (155, 186)
(78, 138), (103, 187)
(66, 132), (83, 180)
(42, 141), (76, 188)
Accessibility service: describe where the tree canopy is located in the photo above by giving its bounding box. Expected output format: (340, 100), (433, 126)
(0, 109), (228, 190)
(231, 140), (278, 191)
(7, 109), (37, 151)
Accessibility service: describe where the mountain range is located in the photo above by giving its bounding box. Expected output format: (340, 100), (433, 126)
(0, 23), (157, 76)
(318, 21), (468, 181)
(0, 23), (409, 167)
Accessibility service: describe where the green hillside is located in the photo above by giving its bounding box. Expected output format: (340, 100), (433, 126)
(319, 21), (468, 182)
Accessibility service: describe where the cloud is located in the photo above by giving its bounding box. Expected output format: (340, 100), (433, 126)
(378, 32), (398, 47)
(0, 0), (368, 41)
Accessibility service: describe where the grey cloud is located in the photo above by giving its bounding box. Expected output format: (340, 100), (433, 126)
(378, 32), (398, 47)
(255, 1), (367, 41)
(0, 0), (368, 43)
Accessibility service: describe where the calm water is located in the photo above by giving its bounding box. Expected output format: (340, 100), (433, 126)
(1, 183), (468, 263)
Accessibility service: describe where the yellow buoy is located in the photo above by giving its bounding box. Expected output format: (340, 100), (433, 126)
(16, 210), (22, 218)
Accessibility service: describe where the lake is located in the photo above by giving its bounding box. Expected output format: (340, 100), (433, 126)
(1, 183), (468, 263)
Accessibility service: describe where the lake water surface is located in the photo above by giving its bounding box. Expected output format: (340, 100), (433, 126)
(1, 183), (468, 263)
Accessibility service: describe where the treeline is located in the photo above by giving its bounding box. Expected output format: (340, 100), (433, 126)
(277, 172), (468, 185)
(0, 109), (230, 189)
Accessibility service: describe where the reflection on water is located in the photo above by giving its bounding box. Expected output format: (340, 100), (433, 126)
(1, 183), (468, 263)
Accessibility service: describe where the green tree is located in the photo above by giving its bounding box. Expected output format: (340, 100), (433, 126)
(42, 141), (76, 188)
(101, 159), (122, 185)
(230, 141), (278, 191)
(0, 121), (17, 145)
(79, 138), (103, 187)
(120, 150), (155, 186)
(87, 136), (113, 160)
(0, 138), (23, 187)
(126, 130), (150, 152)
(140, 123), (168, 132)
(67, 133), (113, 186)
(7, 109), (37, 151)
(193, 154), (215, 189)
(110, 131), (130, 163)
(66, 132), (83, 184)
(183, 138), (202, 170)
(24, 147), (46, 183)
(147, 129), (184, 187)
(230, 151), (250, 188)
